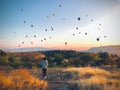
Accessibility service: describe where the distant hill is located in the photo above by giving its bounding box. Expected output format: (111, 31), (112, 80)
(3, 47), (54, 52)
(2, 45), (120, 56)
(84, 45), (120, 56)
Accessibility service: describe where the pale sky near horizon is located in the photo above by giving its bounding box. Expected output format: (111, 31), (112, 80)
(0, 0), (120, 50)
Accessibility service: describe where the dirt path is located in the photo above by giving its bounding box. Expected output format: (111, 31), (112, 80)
(47, 81), (76, 90)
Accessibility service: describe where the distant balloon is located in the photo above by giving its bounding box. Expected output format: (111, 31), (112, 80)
(45, 29), (47, 31)
(51, 26), (54, 30)
(62, 18), (65, 21)
(26, 35), (28, 38)
(24, 21), (26, 23)
(41, 40), (43, 42)
(22, 42), (24, 44)
(53, 13), (55, 16)
(44, 38), (46, 40)
(31, 25), (33, 27)
(96, 38), (100, 41)
(34, 35), (36, 38)
(78, 17), (81, 21)
(99, 24), (101, 26)
(85, 32), (87, 35)
(79, 32), (81, 34)
(76, 27), (78, 30)
(21, 9), (23, 12)
(85, 14), (88, 17)
(104, 36), (107, 38)
(47, 16), (49, 19)
(13, 32), (15, 34)
(31, 42), (33, 44)
(59, 4), (62, 8)
(49, 36), (52, 39)
(18, 45), (20, 48)
(91, 19), (93, 22)
(65, 42), (67, 45)
(98, 28), (100, 30)
(73, 34), (75, 36)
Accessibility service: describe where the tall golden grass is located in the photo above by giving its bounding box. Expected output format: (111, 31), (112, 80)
(38, 67), (119, 90)
(0, 69), (47, 90)
(65, 67), (120, 90)
(0, 67), (119, 90)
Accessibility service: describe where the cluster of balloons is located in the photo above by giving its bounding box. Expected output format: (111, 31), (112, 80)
(16, 2), (107, 50)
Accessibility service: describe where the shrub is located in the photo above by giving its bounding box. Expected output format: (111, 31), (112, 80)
(0, 69), (48, 90)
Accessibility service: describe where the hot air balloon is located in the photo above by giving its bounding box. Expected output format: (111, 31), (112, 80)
(73, 34), (75, 36)
(22, 42), (24, 44)
(18, 45), (20, 48)
(49, 36), (52, 39)
(91, 19), (93, 22)
(63, 18), (65, 21)
(104, 36), (107, 38)
(26, 35), (28, 38)
(76, 27), (78, 30)
(31, 42), (33, 44)
(44, 38), (46, 40)
(85, 32), (87, 35)
(65, 42), (67, 45)
(31, 25), (33, 27)
(45, 29), (47, 31)
(98, 28), (100, 30)
(78, 17), (80, 21)
(53, 13), (55, 16)
(59, 4), (62, 8)
(47, 16), (49, 19)
(21, 9), (23, 12)
(51, 26), (54, 30)
(96, 38), (100, 41)
(24, 21), (26, 23)
(34, 35), (36, 38)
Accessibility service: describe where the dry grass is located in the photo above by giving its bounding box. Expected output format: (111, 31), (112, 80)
(65, 67), (111, 78)
(41, 67), (119, 90)
(0, 69), (48, 90)
(0, 67), (119, 90)
(65, 67), (120, 90)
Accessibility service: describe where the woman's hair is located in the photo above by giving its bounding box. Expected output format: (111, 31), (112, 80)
(43, 57), (46, 60)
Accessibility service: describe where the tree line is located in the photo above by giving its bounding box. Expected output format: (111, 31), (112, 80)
(0, 49), (120, 69)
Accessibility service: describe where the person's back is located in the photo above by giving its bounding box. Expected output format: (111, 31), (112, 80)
(41, 57), (48, 79)
(42, 59), (48, 69)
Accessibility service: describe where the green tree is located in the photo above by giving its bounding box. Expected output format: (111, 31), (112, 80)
(0, 50), (7, 56)
(24, 61), (36, 69)
(0, 56), (9, 65)
(8, 55), (22, 68)
(80, 54), (95, 66)
(99, 52), (109, 59)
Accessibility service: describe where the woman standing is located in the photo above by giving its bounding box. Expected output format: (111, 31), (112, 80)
(41, 57), (48, 79)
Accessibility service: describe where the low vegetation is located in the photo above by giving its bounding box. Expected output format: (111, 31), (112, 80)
(0, 49), (120, 90)
(24, 67), (120, 90)
(0, 49), (120, 69)
(0, 69), (48, 90)
(0, 67), (119, 90)
(45, 67), (119, 90)
(65, 67), (120, 90)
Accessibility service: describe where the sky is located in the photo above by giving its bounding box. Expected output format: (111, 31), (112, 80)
(0, 0), (120, 51)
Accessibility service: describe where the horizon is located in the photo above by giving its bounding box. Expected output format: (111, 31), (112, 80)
(0, 0), (120, 50)
(1, 44), (120, 53)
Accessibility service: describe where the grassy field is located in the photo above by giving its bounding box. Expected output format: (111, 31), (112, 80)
(0, 69), (47, 90)
(0, 67), (120, 90)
